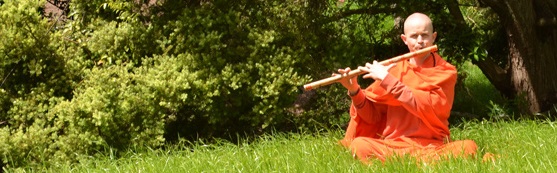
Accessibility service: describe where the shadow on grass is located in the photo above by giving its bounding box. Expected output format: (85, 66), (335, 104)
(450, 61), (508, 125)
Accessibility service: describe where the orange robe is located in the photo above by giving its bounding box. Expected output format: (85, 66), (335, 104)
(340, 53), (477, 163)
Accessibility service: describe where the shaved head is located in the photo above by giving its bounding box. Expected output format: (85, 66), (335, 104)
(403, 13), (434, 34)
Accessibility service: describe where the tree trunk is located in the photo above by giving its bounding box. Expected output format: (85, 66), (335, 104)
(446, 0), (515, 107)
(481, 0), (557, 114)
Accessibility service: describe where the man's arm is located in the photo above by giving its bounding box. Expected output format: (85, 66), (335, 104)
(379, 72), (455, 120)
(349, 88), (385, 124)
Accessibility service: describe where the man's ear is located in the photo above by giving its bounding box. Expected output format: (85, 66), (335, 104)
(400, 34), (407, 44)
(432, 32), (437, 42)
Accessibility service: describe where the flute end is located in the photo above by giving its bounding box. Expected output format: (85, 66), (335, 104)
(303, 85), (313, 91)
(431, 45), (438, 52)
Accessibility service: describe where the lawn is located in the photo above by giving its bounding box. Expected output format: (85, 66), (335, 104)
(10, 119), (555, 173)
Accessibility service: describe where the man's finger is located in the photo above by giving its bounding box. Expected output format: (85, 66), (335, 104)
(386, 63), (396, 70)
(358, 66), (369, 73)
(344, 67), (351, 75)
(365, 62), (372, 68)
(362, 73), (373, 79)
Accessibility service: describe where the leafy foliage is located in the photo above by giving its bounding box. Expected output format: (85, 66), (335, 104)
(0, 0), (310, 168)
(0, 0), (80, 167)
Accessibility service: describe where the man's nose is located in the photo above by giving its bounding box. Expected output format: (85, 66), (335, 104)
(417, 35), (424, 43)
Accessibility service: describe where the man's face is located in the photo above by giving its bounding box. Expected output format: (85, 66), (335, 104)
(401, 19), (437, 53)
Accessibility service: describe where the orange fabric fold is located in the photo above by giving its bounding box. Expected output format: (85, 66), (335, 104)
(340, 53), (477, 163)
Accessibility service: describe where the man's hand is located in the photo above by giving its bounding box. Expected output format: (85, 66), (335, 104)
(358, 60), (396, 80)
(333, 67), (360, 95)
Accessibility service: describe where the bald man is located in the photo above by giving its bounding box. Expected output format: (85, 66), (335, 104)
(334, 13), (478, 163)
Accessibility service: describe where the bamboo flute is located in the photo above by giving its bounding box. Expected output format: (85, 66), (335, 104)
(303, 45), (438, 91)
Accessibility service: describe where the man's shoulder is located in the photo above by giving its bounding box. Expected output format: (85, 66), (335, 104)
(435, 54), (457, 72)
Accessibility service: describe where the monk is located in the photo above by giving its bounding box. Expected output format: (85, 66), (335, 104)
(334, 13), (478, 163)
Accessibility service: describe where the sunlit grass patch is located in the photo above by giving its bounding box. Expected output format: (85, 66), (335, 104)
(18, 119), (555, 173)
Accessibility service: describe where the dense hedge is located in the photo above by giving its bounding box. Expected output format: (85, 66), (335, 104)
(0, 0), (314, 167)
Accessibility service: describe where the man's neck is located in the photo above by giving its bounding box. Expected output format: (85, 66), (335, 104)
(409, 53), (432, 67)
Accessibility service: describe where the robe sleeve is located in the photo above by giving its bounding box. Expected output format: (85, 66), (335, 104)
(349, 88), (385, 124)
(361, 81), (402, 106)
(378, 71), (455, 123)
(379, 74), (419, 115)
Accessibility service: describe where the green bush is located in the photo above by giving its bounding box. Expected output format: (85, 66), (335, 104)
(0, 0), (74, 110)
(160, 4), (310, 139)
(0, 0), (82, 167)
(1, 0), (312, 168)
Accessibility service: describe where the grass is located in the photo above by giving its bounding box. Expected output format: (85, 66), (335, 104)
(11, 120), (557, 173)
(452, 61), (507, 118)
(10, 63), (555, 172)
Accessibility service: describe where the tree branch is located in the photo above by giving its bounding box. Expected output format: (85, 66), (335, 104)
(479, 0), (506, 16)
(472, 57), (514, 98)
(447, 0), (467, 26)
